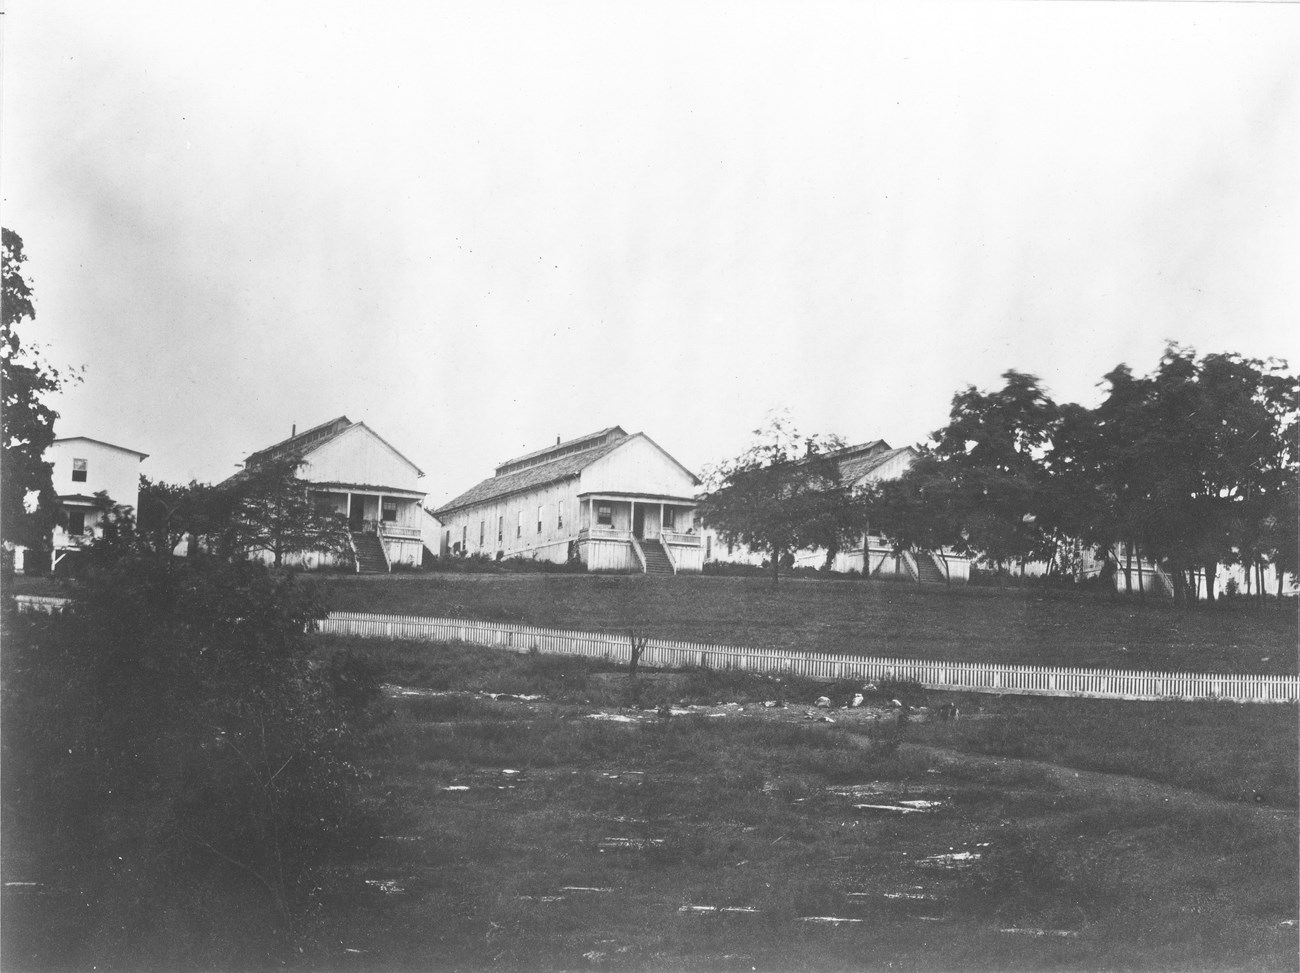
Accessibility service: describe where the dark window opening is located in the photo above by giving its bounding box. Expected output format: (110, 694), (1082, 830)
(382, 499), (398, 522)
(68, 510), (86, 534)
(597, 503), (612, 527)
(72, 458), (87, 483)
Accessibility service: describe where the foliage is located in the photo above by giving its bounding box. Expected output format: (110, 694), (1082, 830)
(1, 554), (386, 970)
(220, 456), (351, 567)
(699, 413), (868, 582)
(136, 475), (231, 557)
(883, 351), (1298, 607)
(1079, 347), (1299, 605)
(1, 228), (76, 550)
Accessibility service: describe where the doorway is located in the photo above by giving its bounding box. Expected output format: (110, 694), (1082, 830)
(632, 505), (645, 539)
(349, 495), (366, 531)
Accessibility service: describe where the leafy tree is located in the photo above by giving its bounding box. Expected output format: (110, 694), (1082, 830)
(222, 456), (351, 567)
(1, 228), (75, 554)
(1087, 347), (1298, 606)
(137, 476), (230, 557)
(872, 451), (967, 581)
(1, 552), (385, 969)
(699, 413), (866, 582)
(926, 371), (1062, 572)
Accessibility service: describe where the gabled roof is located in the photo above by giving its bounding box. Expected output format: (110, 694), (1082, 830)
(834, 443), (916, 484)
(436, 427), (631, 515)
(241, 416), (424, 477)
(52, 436), (149, 459)
(494, 427), (627, 476)
(244, 416), (353, 467)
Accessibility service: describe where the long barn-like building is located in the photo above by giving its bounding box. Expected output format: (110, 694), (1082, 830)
(433, 427), (704, 574)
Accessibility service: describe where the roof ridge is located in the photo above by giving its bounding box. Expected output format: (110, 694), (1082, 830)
(493, 426), (627, 476)
(245, 415), (352, 465)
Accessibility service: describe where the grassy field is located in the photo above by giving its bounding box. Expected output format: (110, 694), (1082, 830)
(299, 635), (1298, 971)
(315, 573), (1298, 675)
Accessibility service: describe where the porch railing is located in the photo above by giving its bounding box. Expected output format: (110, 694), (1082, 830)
(579, 527), (631, 543)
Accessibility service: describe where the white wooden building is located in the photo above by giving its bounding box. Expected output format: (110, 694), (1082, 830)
(703, 439), (972, 584)
(433, 427), (704, 574)
(239, 416), (427, 571)
(42, 436), (148, 571)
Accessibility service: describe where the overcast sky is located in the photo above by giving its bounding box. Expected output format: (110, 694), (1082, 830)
(3, 1), (1297, 504)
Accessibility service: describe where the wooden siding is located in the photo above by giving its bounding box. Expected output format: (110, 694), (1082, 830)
(579, 537), (637, 572)
(300, 424), (423, 494)
(438, 477), (582, 560)
(579, 436), (700, 499)
(48, 439), (143, 513)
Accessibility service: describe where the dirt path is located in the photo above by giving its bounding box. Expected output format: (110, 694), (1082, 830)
(897, 742), (1297, 821)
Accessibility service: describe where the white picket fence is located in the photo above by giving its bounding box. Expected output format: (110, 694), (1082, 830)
(319, 610), (1300, 705)
(14, 595), (1295, 704)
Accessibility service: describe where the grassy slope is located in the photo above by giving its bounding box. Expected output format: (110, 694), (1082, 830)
(318, 573), (1299, 675)
(310, 636), (1299, 972)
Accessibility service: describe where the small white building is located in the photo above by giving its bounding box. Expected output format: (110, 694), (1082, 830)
(703, 439), (972, 583)
(47, 436), (148, 570)
(434, 426), (704, 574)
(238, 416), (427, 571)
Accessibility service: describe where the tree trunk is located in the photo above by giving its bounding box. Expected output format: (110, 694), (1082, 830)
(1124, 545), (1133, 596)
(1203, 562), (1216, 605)
(771, 545), (780, 584)
(1135, 544), (1145, 605)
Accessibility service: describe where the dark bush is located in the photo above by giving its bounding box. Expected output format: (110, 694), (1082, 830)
(1, 554), (385, 970)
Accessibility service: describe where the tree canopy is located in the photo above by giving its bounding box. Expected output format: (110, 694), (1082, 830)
(880, 347), (1298, 604)
(699, 414), (867, 582)
(1, 229), (75, 551)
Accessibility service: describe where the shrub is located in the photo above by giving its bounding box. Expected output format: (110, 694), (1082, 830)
(1, 554), (385, 970)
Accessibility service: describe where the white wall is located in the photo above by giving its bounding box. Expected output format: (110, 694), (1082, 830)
(300, 424), (423, 494)
(48, 439), (143, 510)
(579, 435), (700, 498)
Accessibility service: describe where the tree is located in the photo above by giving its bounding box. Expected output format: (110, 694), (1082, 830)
(699, 413), (866, 582)
(1087, 347), (1299, 607)
(1, 228), (75, 553)
(872, 451), (967, 582)
(222, 456), (351, 567)
(926, 371), (1062, 573)
(1, 552), (385, 968)
(137, 476), (230, 557)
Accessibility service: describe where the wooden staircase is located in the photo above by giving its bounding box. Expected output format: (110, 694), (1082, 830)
(912, 551), (947, 584)
(352, 532), (389, 574)
(639, 539), (675, 576)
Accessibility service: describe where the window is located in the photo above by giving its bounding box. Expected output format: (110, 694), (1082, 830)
(68, 510), (86, 535)
(557, 501), (564, 530)
(72, 458), (87, 483)
(498, 516), (504, 543)
(382, 499), (398, 522)
(663, 507), (676, 531)
(517, 510), (523, 538)
(537, 505), (543, 534)
(462, 525), (467, 549)
(597, 503), (612, 527)
(480, 521), (485, 546)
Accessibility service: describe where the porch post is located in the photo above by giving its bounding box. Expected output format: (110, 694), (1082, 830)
(346, 492), (353, 530)
(630, 500), (636, 537)
(660, 502), (665, 539)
